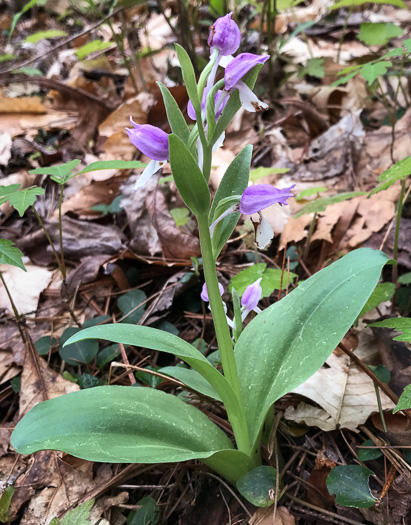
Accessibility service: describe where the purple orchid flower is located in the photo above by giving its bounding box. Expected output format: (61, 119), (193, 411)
(240, 184), (296, 249)
(222, 53), (269, 112)
(240, 184), (296, 215)
(208, 12), (241, 57)
(201, 282), (224, 302)
(126, 117), (169, 189)
(241, 278), (263, 321)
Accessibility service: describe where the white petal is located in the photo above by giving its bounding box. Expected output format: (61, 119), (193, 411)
(237, 81), (269, 113)
(253, 213), (274, 250)
(212, 131), (225, 152)
(134, 159), (166, 189)
(209, 203), (239, 237)
(219, 55), (234, 68)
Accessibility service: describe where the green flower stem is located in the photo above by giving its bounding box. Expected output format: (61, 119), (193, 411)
(197, 48), (219, 100)
(197, 212), (250, 454)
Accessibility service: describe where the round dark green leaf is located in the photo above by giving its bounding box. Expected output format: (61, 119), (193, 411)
(59, 327), (99, 366)
(237, 466), (279, 507)
(357, 439), (383, 461)
(326, 465), (376, 508)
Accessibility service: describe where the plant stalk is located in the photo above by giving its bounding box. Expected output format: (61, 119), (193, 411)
(58, 184), (66, 279)
(392, 178), (406, 287)
(197, 212), (250, 454)
(31, 206), (63, 274)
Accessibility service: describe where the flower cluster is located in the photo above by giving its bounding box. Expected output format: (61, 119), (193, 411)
(127, 12), (269, 189)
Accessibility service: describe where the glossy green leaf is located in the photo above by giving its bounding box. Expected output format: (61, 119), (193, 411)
(370, 317), (411, 343)
(11, 386), (233, 463)
(0, 239), (26, 270)
(62, 324), (242, 430)
(357, 439), (383, 461)
(128, 496), (159, 525)
(0, 486), (14, 522)
(295, 192), (365, 218)
(369, 156), (411, 195)
(117, 289), (147, 323)
(35, 335), (58, 355)
(237, 466), (279, 507)
(398, 272), (411, 285)
(97, 344), (120, 369)
(158, 82), (190, 143)
(77, 160), (146, 175)
(326, 465), (376, 508)
(361, 61), (392, 85)
(30, 159), (81, 184)
(229, 263), (296, 298)
(235, 249), (389, 450)
(175, 44), (200, 112)
(59, 327), (99, 366)
(367, 364), (390, 384)
(0, 184), (45, 216)
(24, 30), (67, 44)
(159, 366), (222, 401)
(393, 384), (411, 413)
(358, 282), (395, 318)
(358, 22), (403, 46)
(169, 134), (210, 216)
(210, 145), (252, 258)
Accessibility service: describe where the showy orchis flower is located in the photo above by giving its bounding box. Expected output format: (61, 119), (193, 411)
(240, 184), (296, 215)
(223, 53), (269, 112)
(241, 278), (262, 321)
(201, 282), (224, 302)
(208, 12), (241, 57)
(126, 118), (169, 189)
(240, 184), (296, 249)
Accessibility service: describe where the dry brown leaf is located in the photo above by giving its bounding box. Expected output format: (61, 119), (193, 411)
(59, 179), (121, 216)
(284, 331), (395, 431)
(99, 93), (151, 137)
(0, 96), (47, 113)
(0, 263), (53, 316)
(146, 188), (201, 259)
(19, 351), (79, 418)
(279, 214), (312, 251)
(250, 506), (296, 525)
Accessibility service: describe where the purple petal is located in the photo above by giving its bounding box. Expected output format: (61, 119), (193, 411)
(187, 89), (228, 121)
(208, 12), (241, 56)
(224, 53), (269, 92)
(242, 278), (262, 311)
(201, 282), (224, 302)
(240, 184), (296, 215)
(126, 118), (169, 161)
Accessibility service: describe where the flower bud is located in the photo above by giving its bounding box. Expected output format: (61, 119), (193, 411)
(241, 278), (263, 312)
(201, 282), (224, 302)
(208, 12), (241, 56)
(126, 118), (169, 161)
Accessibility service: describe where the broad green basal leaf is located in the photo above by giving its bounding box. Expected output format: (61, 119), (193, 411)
(159, 366), (222, 401)
(235, 248), (389, 449)
(63, 324), (243, 435)
(11, 386), (233, 463)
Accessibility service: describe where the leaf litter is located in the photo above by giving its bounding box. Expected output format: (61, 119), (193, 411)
(0, 1), (410, 523)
